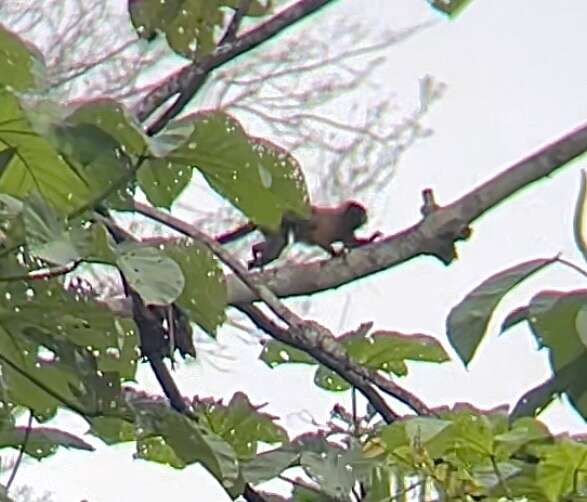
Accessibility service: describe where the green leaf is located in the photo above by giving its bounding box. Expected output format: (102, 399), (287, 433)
(197, 392), (288, 459)
(45, 99), (147, 212)
(535, 439), (587, 501)
(242, 447), (300, 484)
(314, 366), (350, 392)
(0, 26), (45, 91)
(129, 0), (272, 59)
(524, 290), (587, 419)
(500, 305), (530, 333)
(573, 170), (587, 263)
(447, 257), (555, 366)
(89, 416), (136, 445)
(260, 340), (316, 367)
(116, 244), (185, 306)
(301, 446), (363, 500)
(129, 0), (222, 58)
(160, 240), (227, 335)
(137, 158), (192, 208)
(132, 399), (240, 487)
(161, 111), (310, 229)
(0, 90), (93, 213)
(222, 0), (273, 16)
(404, 417), (453, 444)
(0, 148), (15, 175)
(428, 0), (475, 18)
(22, 193), (81, 265)
(64, 99), (146, 155)
(0, 193), (25, 254)
(494, 417), (551, 457)
(0, 485), (12, 502)
(0, 425), (94, 459)
(342, 329), (449, 376)
(0, 279), (138, 407)
(81, 223), (118, 263)
(51, 122), (134, 210)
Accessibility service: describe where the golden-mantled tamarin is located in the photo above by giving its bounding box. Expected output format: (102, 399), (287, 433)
(217, 201), (380, 268)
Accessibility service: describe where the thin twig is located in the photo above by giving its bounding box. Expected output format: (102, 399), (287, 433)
(0, 261), (80, 282)
(220, 0), (254, 44)
(5, 410), (33, 492)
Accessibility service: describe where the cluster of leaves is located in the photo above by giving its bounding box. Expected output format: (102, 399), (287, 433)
(0, 20), (311, 500)
(0, 10), (442, 498)
(129, 0), (273, 59)
(446, 210), (587, 423)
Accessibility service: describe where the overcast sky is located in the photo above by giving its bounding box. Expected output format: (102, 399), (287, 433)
(5, 1), (587, 501)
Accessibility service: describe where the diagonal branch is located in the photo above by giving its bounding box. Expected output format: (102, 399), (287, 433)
(133, 201), (431, 418)
(224, 120), (587, 304)
(138, 0), (338, 133)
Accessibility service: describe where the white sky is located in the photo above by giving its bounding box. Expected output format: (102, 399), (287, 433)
(6, 1), (587, 501)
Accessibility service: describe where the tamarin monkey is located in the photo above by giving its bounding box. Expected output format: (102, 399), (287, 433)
(217, 201), (381, 269)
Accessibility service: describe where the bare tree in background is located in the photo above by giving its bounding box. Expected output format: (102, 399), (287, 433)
(0, 0), (160, 102)
(1, 0), (442, 296)
(1, 0), (440, 207)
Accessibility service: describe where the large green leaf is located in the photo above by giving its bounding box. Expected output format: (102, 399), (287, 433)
(158, 111), (310, 229)
(242, 447), (300, 485)
(0, 426), (94, 459)
(342, 329), (449, 375)
(116, 243), (185, 306)
(268, 328), (449, 392)
(0, 26), (45, 91)
(447, 258), (555, 366)
(160, 240), (227, 334)
(0, 90), (93, 213)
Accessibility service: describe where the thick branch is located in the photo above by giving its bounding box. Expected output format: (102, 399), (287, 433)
(137, 0), (337, 133)
(225, 121), (587, 303)
(239, 304), (400, 423)
(133, 201), (428, 418)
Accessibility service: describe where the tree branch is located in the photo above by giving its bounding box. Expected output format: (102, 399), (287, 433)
(133, 201), (429, 418)
(223, 121), (587, 303)
(239, 303), (400, 423)
(138, 0), (338, 133)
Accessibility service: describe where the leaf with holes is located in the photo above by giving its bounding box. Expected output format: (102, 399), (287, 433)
(161, 111), (310, 230)
(160, 240), (227, 335)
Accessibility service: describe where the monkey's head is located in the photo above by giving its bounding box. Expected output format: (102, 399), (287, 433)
(342, 201), (368, 230)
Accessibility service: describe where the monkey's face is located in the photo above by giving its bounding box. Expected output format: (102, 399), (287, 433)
(343, 201), (368, 229)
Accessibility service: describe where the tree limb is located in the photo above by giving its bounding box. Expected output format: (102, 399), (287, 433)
(133, 201), (430, 418)
(137, 0), (338, 133)
(224, 121), (587, 303)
